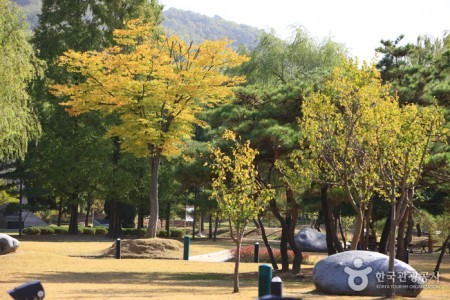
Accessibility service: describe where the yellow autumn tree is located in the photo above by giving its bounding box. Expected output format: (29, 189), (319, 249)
(300, 60), (395, 250)
(209, 130), (274, 293)
(51, 19), (249, 237)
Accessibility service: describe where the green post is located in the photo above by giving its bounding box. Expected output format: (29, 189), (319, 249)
(258, 264), (272, 297)
(183, 236), (190, 260)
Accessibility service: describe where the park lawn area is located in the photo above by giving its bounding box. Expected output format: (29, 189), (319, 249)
(0, 235), (448, 299)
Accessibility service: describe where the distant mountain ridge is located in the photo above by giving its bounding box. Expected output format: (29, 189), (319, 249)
(162, 8), (261, 49)
(12, 1), (261, 50)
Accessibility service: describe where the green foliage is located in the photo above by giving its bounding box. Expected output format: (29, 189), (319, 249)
(22, 226), (40, 235)
(0, 0), (42, 161)
(82, 227), (96, 235)
(170, 229), (185, 238)
(209, 130), (274, 236)
(52, 226), (68, 234)
(39, 226), (55, 234)
(157, 229), (169, 238)
(94, 227), (108, 235)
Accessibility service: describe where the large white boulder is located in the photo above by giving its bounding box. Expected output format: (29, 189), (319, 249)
(313, 250), (424, 297)
(294, 228), (327, 252)
(0, 233), (20, 255)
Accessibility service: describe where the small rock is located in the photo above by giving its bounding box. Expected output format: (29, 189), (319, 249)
(294, 228), (327, 252)
(313, 250), (424, 297)
(0, 233), (20, 255)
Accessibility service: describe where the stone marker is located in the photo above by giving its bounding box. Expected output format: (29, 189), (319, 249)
(313, 250), (424, 297)
(293, 228), (327, 252)
(0, 233), (20, 255)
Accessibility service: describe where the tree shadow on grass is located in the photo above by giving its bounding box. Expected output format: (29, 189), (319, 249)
(23, 270), (258, 283)
(19, 271), (258, 297)
(17, 235), (114, 243)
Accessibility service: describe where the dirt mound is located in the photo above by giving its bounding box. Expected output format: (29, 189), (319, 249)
(98, 238), (183, 259)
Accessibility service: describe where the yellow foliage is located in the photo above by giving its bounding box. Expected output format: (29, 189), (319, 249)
(51, 19), (249, 157)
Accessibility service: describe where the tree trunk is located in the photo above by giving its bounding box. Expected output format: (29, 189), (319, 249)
(321, 184), (341, 255)
(68, 203), (79, 234)
(201, 214), (205, 232)
(269, 199), (289, 271)
(387, 198), (397, 298)
(213, 213), (219, 241)
(57, 199), (63, 227)
(379, 206), (392, 254)
(147, 151), (161, 238)
(286, 187), (303, 274)
(192, 205), (196, 240)
(233, 234), (244, 293)
(165, 201), (171, 237)
(338, 212), (347, 250)
(416, 223), (422, 237)
(208, 214), (213, 239)
(137, 207), (144, 232)
(108, 200), (121, 238)
(434, 233), (450, 275)
(84, 200), (92, 227)
(18, 176), (23, 237)
(364, 202), (373, 250)
(256, 215), (278, 270)
(350, 208), (364, 250)
(403, 206), (414, 260)
(396, 208), (408, 261)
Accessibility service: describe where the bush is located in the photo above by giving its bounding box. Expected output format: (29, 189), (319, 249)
(94, 227), (108, 235)
(52, 227), (68, 234)
(170, 229), (185, 238)
(78, 227), (85, 234)
(23, 226), (40, 235)
(83, 228), (96, 235)
(131, 228), (146, 236)
(39, 226), (55, 235)
(121, 228), (133, 236)
(157, 229), (168, 237)
(231, 245), (312, 265)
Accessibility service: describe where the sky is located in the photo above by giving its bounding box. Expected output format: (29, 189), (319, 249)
(159, 0), (450, 62)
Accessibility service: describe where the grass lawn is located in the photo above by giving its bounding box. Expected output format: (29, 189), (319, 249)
(0, 234), (449, 299)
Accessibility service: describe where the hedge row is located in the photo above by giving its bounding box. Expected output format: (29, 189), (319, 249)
(22, 226), (108, 235)
(22, 226), (185, 238)
(157, 228), (185, 238)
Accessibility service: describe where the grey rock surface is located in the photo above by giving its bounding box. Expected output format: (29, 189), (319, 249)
(294, 228), (327, 252)
(313, 250), (424, 297)
(0, 233), (20, 255)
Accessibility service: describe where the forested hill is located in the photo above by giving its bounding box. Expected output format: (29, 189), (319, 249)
(13, 1), (262, 50)
(162, 8), (261, 49)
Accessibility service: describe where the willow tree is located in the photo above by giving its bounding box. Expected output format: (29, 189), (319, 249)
(209, 130), (274, 293)
(52, 20), (248, 237)
(0, 0), (41, 162)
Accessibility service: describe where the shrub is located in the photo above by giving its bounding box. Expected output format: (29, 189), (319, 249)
(231, 245), (312, 265)
(78, 227), (85, 234)
(23, 226), (40, 235)
(131, 228), (146, 236)
(121, 228), (133, 236)
(39, 226), (55, 235)
(83, 228), (96, 235)
(53, 227), (68, 234)
(94, 227), (108, 235)
(157, 230), (168, 237)
(170, 229), (185, 238)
